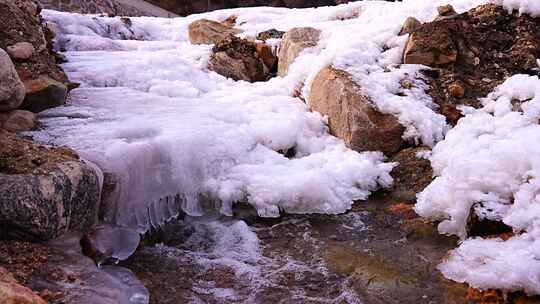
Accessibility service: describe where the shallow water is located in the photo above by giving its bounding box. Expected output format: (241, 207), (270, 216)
(123, 195), (465, 304)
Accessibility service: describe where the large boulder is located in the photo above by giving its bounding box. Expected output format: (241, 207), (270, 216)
(208, 36), (269, 82)
(188, 19), (242, 45)
(0, 131), (101, 241)
(309, 67), (404, 155)
(0, 110), (36, 133)
(278, 27), (320, 76)
(0, 266), (46, 304)
(21, 75), (68, 113)
(0, 49), (26, 112)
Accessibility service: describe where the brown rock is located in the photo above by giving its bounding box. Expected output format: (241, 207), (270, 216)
(309, 67), (404, 155)
(389, 147), (433, 202)
(448, 82), (465, 98)
(0, 266), (47, 304)
(21, 75), (67, 113)
(188, 19), (242, 45)
(0, 110), (36, 132)
(438, 4), (457, 17)
(255, 43), (277, 70)
(399, 17), (421, 35)
(6, 42), (35, 60)
(208, 36), (267, 82)
(440, 104), (463, 126)
(403, 29), (457, 66)
(278, 27), (320, 76)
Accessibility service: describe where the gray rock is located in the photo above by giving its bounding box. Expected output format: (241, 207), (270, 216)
(0, 49), (26, 112)
(0, 161), (101, 240)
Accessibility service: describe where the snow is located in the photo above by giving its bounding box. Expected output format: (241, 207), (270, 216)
(416, 75), (540, 293)
(36, 0), (524, 232)
(497, 0), (540, 17)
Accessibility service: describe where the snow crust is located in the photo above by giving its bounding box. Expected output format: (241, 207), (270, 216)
(416, 75), (540, 293)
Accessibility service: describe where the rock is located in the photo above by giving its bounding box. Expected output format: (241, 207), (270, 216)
(389, 147), (433, 202)
(402, 28), (457, 66)
(309, 67), (404, 155)
(0, 110), (36, 132)
(208, 36), (267, 82)
(257, 29), (285, 41)
(6, 42), (35, 60)
(0, 49), (26, 112)
(81, 225), (141, 266)
(255, 42), (277, 71)
(399, 17), (421, 35)
(0, 266), (47, 304)
(448, 82), (465, 98)
(21, 75), (67, 113)
(437, 4), (457, 17)
(278, 27), (320, 76)
(0, 0), (68, 83)
(0, 131), (101, 241)
(407, 4), (540, 124)
(188, 19), (242, 45)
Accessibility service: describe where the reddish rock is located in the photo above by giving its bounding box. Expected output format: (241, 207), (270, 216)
(448, 82), (465, 98)
(309, 67), (404, 155)
(0, 266), (47, 304)
(21, 75), (67, 113)
(255, 42), (277, 70)
(0, 110), (36, 132)
(188, 19), (242, 45)
(399, 17), (421, 36)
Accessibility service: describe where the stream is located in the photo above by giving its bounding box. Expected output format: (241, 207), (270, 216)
(24, 8), (468, 304)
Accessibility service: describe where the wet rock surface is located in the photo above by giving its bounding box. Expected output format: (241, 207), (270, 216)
(0, 236), (150, 304)
(0, 131), (101, 241)
(404, 4), (540, 124)
(389, 147), (433, 202)
(309, 67), (404, 156)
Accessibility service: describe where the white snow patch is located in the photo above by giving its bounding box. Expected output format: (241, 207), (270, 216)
(416, 75), (540, 293)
